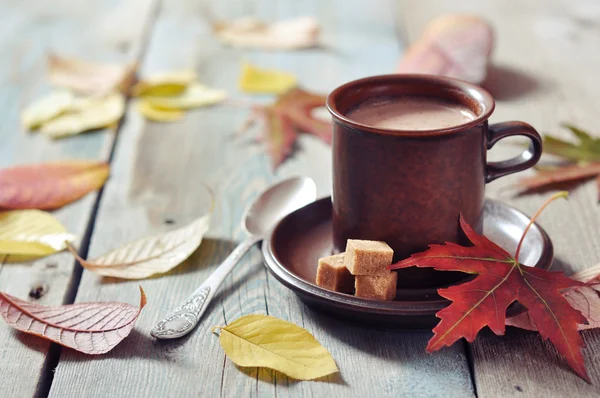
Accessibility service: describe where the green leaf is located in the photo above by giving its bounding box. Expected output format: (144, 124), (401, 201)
(561, 123), (597, 146)
(543, 125), (600, 163)
(216, 314), (339, 380)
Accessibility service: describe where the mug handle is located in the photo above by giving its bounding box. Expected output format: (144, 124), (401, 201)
(486, 121), (543, 183)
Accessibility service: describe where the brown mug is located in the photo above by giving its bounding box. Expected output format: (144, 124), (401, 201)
(326, 74), (542, 289)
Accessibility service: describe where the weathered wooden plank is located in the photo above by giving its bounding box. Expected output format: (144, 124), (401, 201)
(401, 0), (600, 396)
(0, 1), (157, 397)
(49, 0), (474, 397)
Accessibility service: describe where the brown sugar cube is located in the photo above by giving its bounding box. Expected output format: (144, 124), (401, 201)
(355, 271), (397, 301)
(344, 239), (394, 275)
(316, 253), (355, 293)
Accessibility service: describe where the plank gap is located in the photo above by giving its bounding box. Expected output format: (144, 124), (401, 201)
(32, 1), (164, 397)
(33, 343), (62, 398)
(59, 0), (164, 308)
(465, 340), (480, 397)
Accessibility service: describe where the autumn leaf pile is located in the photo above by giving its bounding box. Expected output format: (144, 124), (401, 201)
(1, 15), (332, 362)
(7, 58), (221, 356)
(21, 54), (133, 139)
(21, 55), (228, 135)
(0, 159), (214, 354)
(0, 159), (150, 357)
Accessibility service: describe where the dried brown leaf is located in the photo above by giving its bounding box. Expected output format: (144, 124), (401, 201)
(507, 262), (600, 331)
(0, 286), (146, 354)
(68, 213), (211, 279)
(397, 14), (494, 84)
(214, 16), (319, 50)
(517, 125), (600, 200)
(259, 108), (297, 168)
(48, 54), (137, 96)
(571, 264), (600, 284)
(518, 163), (600, 192)
(250, 88), (330, 168)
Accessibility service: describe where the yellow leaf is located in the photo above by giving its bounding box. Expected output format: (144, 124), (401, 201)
(137, 99), (185, 122)
(214, 16), (320, 50)
(40, 93), (125, 139)
(216, 314), (338, 380)
(21, 91), (75, 130)
(68, 213), (211, 279)
(69, 96), (102, 112)
(132, 69), (198, 97)
(48, 54), (137, 96)
(0, 210), (75, 260)
(239, 62), (297, 94)
(143, 83), (227, 110)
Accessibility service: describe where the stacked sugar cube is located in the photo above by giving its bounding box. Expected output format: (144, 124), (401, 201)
(316, 239), (397, 301)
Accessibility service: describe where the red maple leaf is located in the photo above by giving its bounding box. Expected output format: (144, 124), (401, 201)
(390, 197), (590, 381)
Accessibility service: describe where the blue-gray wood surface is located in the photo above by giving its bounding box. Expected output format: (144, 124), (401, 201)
(0, 0), (599, 397)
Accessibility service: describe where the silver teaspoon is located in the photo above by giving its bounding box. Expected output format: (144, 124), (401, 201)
(151, 177), (317, 339)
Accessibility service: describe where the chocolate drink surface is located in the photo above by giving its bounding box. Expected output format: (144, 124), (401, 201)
(347, 97), (476, 130)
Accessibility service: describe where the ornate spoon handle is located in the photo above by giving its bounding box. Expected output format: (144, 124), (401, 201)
(150, 237), (260, 339)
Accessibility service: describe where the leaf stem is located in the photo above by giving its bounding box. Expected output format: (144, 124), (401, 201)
(514, 191), (568, 263)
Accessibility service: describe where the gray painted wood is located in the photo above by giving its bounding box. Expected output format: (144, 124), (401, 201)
(0, 1), (157, 397)
(402, 0), (600, 396)
(48, 0), (474, 397)
(5, 0), (596, 396)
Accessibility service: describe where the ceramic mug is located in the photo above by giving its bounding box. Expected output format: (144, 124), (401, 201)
(326, 74), (542, 289)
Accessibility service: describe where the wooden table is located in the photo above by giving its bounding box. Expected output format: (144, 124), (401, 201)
(1, 0), (600, 396)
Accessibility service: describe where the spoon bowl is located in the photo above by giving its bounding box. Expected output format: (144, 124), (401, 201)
(243, 177), (317, 237)
(151, 176), (317, 339)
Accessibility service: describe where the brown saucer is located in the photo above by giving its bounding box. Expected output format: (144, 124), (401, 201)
(261, 197), (553, 330)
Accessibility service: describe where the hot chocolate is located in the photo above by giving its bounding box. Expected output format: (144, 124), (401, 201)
(327, 75), (543, 288)
(347, 97), (476, 130)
